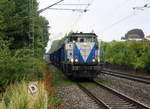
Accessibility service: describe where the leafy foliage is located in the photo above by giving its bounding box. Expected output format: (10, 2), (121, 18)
(0, 0), (49, 92)
(0, 42), (47, 92)
(146, 35), (150, 38)
(103, 41), (150, 72)
(0, 0), (49, 49)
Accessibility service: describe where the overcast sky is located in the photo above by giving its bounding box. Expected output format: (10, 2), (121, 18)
(38, 0), (150, 52)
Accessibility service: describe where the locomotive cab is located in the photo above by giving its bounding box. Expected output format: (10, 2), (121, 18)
(64, 33), (100, 79)
(65, 33), (98, 64)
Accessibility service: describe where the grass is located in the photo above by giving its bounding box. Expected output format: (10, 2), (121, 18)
(52, 72), (62, 78)
(43, 69), (64, 108)
(0, 81), (48, 109)
(98, 80), (108, 85)
(0, 65), (66, 109)
(83, 82), (94, 86)
(48, 94), (62, 107)
(52, 72), (75, 87)
(54, 79), (75, 87)
(119, 79), (129, 83)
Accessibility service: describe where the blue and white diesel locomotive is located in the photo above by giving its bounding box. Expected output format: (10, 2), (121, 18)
(50, 32), (102, 79)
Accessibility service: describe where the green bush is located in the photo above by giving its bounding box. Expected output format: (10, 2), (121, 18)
(0, 55), (46, 92)
(0, 0), (49, 94)
(103, 41), (150, 72)
(0, 39), (46, 92)
(140, 46), (150, 71)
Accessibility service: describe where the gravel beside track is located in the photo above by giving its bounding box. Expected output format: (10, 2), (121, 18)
(81, 82), (149, 109)
(97, 74), (150, 107)
(57, 85), (99, 109)
(102, 69), (150, 84)
(49, 64), (99, 109)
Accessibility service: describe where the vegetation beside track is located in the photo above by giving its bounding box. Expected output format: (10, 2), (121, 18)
(43, 65), (75, 108)
(119, 79), (129, 83)
(0, 81), (47, 109)
(0, 0), (54, 108)
(0, 64), (66, 109)
(0, 0), (49, 92)
(103, 41), (150, 73)
(43, 66), (63, 108)
(52, 71), (75, 87)
(0, 38), (47, 92)
(98, 80), (108, 85)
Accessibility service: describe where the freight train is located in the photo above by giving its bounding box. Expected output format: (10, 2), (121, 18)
(50, 32), (103, 79)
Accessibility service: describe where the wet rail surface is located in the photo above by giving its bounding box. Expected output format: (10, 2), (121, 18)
(102, 69), (150, 84)
(77, 81), (150, 109)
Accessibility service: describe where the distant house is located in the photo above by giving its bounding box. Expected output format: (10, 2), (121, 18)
(144, 38), (150, 42)
(145, 36), (150, 41)
(121, 28), (145, 41)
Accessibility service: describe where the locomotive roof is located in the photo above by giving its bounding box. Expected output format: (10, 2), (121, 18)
(69, 33), (97, 37)
(49, 32), (97, 54)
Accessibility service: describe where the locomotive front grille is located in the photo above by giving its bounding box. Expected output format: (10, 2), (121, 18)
(72, 65), (99, 71)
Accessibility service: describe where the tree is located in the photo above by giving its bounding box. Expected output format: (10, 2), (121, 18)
(0, 0), (49, 50)
(146, 35), (150, 38)
(103, 41), (150, 72)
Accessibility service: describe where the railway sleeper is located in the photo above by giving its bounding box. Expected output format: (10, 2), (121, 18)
(103, 99), (129, 103)
(111, 107), (137, 109)
(106, 102), (131, 105)
(108, 104), (135, 107)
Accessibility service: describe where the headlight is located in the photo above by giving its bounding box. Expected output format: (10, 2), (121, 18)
(75, 58), (78, 62)
(71, 58), (74, 62)
(92, 59), (95, 62)
(98, 58), (100, 62)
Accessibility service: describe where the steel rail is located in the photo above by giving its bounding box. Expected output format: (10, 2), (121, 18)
(94, 81), (150, 109)
(77, 83), (110, 109)
(102, 69), (150, 84)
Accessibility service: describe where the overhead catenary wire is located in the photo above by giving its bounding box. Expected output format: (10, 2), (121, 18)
(65, 0), (84, 33)
(100, 0), (149, 33)
(45, 0), (91, 39)
(29, 0), (65, 50)
(69, 0), (95, 31)
(105, 0), (130, 18)
(133, 2), (150, 10)
(43, 0), (92, 43)
(56, 3), (90, 6)
(38, 0), (64, 13)
(101, 12), (136, 33)
(47, 8), (88, 12)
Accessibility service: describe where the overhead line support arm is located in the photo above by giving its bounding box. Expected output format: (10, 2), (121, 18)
(38, 0), (64, 13)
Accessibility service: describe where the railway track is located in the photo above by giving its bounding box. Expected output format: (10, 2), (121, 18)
(102, 69), (150, 84)
(77, 81), (150, 109)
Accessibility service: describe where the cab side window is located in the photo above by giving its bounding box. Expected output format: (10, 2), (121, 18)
(80, 38), (84, 42)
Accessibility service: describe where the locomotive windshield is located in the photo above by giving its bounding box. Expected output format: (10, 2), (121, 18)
(68, 35), (97, 43)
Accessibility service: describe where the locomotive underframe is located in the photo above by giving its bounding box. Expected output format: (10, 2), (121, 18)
(72, 65), (98, 71)
(61, 63), (101, 79)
